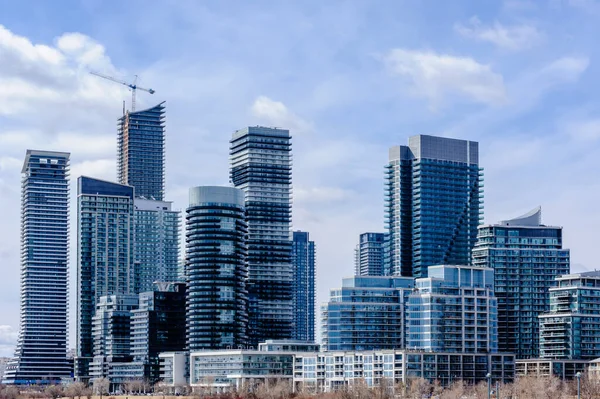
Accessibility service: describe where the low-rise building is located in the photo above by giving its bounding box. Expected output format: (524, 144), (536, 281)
(515, 359), (589, 380)
(293, 350), (514, 393)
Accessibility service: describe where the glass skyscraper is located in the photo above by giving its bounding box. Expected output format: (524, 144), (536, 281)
(321, 276), (414, 351)
(354, 232), (385, 276)
(75, 177), (135, 381)
(292, 231), (316, 342)
(3, 150), (71, 385)
(118, 102), (165, 201)
(133, 198), (180, 292)
(539, 271), (600, 360)
(230, 126), (293, 347)
(407, 265), (498, 354)
(472, 207), (570, 359)
(186, 186), (248, 350)
(385, 135), (483, 278)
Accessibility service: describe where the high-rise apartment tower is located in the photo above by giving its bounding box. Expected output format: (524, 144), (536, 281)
(473, 207), (570, 359)
(75, 177), (135, 381)
(3, 150), (71, 385)
(230, 126), (293, 347)
(354, 232), (385, 276)
(118, 102), (165, 201)
(385, 135), (483, 278)
(292, 231), (316, 342)
(186, 186), (248, 350)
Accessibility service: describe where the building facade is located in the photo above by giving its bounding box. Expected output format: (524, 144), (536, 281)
(230, 126), (293, 346)
(472, 207), (570, 359)
(117, 102), (166, 201)
(133, 198), (180, 292)
(130, 283), (187, 383)
(539, 271), (600, 360)
(321, 276), (414, 351)
(294, 350), (515, 392)
(354, 232), (385, 276)
(292, 231), (316, 342)
(89, 295), (139, 381)
(385, 135), (483, 278)
(186, 186), (248, 350)
(3, 150), (71, 385)
(75, 177), (135, 381)
(407, 265), (498, 354)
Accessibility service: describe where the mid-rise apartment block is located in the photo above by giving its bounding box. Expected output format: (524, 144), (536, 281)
(539, 271), (600, 360)
(321, 276), (414, 351)
(473, 207), (570, 359)
(230, 126), (293, 346)
(3, 150), (71, 384)
(292, 231), (316, 342)
(354, 232), (385, 276)
(385, 135), (483, 278)
(407, 265), (498, 354)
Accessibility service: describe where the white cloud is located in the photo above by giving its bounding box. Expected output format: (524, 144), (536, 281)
(383, 49), (506, 106)
(0, 24), (127, 118)
(250, 96), (312, 135)
(71, 159), (116, 183)
(455, 16), (543, 51)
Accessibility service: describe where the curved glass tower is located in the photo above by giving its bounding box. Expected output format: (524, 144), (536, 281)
(3, 150), (71, 384)
(186, 186), (248, 350)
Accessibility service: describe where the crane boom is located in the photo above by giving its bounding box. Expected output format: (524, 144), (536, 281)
(90, 71), (155, 111)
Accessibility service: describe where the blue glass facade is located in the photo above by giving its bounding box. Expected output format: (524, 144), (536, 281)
(133, 199), (181, 292)
(230, 126), (293, 347)
(385, 135), (483, 278)
(186, 186), (248, 350)
(118, 102), (165, 201)
(472, 207), (570, 359)
(539, 272), (600, 360)
(407, 265), (498, 353)
(321, 276), (414, 351)
(3, 151), (71, 385)
(75, 177), (135, 381)
(355, 232), (385, 276)
(292, 231), (316, 342)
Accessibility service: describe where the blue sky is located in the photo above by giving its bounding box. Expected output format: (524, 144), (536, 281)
(1, 0), (600, 356)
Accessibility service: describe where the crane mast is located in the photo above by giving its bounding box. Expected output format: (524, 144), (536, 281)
(90, 71), (155, 111)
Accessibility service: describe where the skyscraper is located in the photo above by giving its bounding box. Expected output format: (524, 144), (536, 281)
(75, 177), (135, 381)
(539, 271), (600, 360)
(133, 198), (180, 292)
(472, 207), (570, 359)
(292, 231), (316, 342)
(3, 150), (71, 385)
(385, 135), (483, 278)
(354, 232), (385, 276)
(186, 186), (248, 350)
(230, 126), (293, 347)
(118, 102), (165, 201)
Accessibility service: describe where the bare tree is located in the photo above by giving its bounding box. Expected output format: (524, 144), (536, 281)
(0, 385), (20, 399)
(65, 382), (86, 399)
(407, 378), (431, 399)
(254, 379), (292, 399)
(81, 387), (92, 399)
(439, 380), (465, 399)
(44, 385), (63, 399)
(93, 377), (110, 399)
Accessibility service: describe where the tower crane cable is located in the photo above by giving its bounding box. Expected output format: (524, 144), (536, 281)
(89, 71), (155, 112)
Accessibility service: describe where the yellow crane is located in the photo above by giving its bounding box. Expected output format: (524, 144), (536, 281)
(90, 71), (155, 111)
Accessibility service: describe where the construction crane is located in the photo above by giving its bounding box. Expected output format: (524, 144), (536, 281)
(90, 71), (155, 112)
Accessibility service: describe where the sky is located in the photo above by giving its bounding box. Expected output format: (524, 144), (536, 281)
(1, 0), (600, 357)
